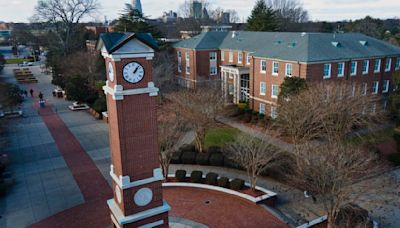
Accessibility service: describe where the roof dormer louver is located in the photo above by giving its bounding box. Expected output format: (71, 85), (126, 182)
(332, 41), (341, 47)
(359, 40), (368, 46)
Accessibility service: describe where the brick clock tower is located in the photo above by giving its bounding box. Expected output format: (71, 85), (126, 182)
(98, 33), (170, 228)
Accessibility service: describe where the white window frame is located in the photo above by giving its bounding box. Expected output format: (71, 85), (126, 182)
(362, 83), (367, 96)
(350, 61), (357, 76)
(323, 63), (331, 79)
(210, 66), (217, 75)
(259, 103), (266, 114)
(229, 51), (233, 63)
(270, 106), (278, 119)
(337, 62), (345, 77)
(396, 58), (400, 70)
(362, 60), (369, 75)
(372, 81), (379, 94)
(238, 52), (242, 63)
(285, 63), (293, 77)
(272, 61), (279, 76)
(177, 51), (182, 73)
(221, 51), (225, 61)
(260, 60), (266, 73)
(260, 82), (266, 96)
(246, 54), (251, 65)
(210, 52), (217, 61)
(374, 59), (381, 73)
(382, 80), (389, 93)
(185, 52), (190, 75)
(271, 84), (279, 98)
(385, 58), (392, 72)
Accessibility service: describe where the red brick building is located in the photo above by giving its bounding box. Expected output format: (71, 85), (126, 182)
(173, 31), (400, 118)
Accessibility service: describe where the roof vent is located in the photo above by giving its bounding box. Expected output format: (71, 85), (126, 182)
(359, 40), (368, 46)
(301, 32), (307, 37)
(288, 42), (297, 48)
(331, 41), (341, 47)
(232, 31), (238, 38)
(274, 40), (282, 45)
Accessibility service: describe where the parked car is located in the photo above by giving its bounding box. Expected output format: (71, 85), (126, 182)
(18, 61), (33, 67)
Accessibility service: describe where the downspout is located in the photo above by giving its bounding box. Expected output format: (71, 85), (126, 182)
(252, 57), (255, 110)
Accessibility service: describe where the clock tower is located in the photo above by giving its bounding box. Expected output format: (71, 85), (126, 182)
(98, 33), (170, 228)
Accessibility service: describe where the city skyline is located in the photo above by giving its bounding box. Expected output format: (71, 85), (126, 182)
(0, 0), (399, 23)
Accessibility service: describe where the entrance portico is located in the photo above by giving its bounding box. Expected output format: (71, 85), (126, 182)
(221, 65), (250, 104)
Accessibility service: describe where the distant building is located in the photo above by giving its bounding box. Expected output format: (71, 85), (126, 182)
(221, 12), (230, 24)
(201, 25), (232, 32)
(190, 1), (203, 19)
(161, 11), (178, 23)
(132, 0), (142, 14)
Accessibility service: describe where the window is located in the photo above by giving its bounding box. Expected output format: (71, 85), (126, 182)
(362, 60), (369, 74)
(177, 51), (182, 73)
(238, 52), (243, 63)
(271, 106), (278, 119)
(374, 59), (381, 73)
(382, 80), (389, 93)
(246, 54), (251, 65)
(396, 58), (400, 70)
(362, 83), (367, 96)
(221, 51), (225, 61)
(229, 51), (233, 62)
(259, 103), (266, 114)
(260, 82), (266, 95)
(338, 62), (345, 77)
(323, 63), (331, 79)
(372, 81), (379, 94)
(210, 52), (217, 61)
(285, 63), (293, 77)
(210, 66), (217, 75)
(272, 61), (279, 75)
(350, 61), (357, 76)
(385, 58), (392, 72)
(185, 52), (190, 74)
(271, 84), (279, 98)
(260, 60), (266, 73)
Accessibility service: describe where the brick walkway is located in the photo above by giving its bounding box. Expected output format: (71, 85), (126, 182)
(29, 104), (112, 228)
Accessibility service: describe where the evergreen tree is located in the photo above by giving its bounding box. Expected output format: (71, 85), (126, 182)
(279, 77), (307, 98)
(246, 0), (278, 31)
(113, 4), (162, 39)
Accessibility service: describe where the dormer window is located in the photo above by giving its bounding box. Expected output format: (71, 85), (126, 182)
(331, 42), (341, 47)
(359, 41), (368, 46)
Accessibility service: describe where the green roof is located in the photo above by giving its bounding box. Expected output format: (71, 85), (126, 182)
(99, 32), (158, 53)
(173, 31), (400, 63)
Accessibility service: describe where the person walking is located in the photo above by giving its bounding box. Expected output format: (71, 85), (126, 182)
(29, 89), (34, 97)
(38, 92), (43, 101)
(24, 90), (28, 97)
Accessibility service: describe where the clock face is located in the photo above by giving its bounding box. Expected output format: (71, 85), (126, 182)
(108, 62), (115, 82)
(123, 62), (145, 84)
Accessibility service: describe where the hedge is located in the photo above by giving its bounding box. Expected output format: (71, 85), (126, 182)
(196, 153), (210, 165)
(209, 153), (224, 166)
(175, 170), (186, 182)
(191, 170), (203, 183)
(208, 146), (222, 154)
(230, 178), (245, 190)
(170, 151), (183, 164)
(180, 144), (196, 152)
(393, 131), (400, 150)
(181, 151), (197, 164)
(218, 177), (230, 188)
(205, 172), (218, 185)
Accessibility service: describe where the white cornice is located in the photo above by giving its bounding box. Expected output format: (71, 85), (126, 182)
(110, 165), (164, 190)
(103, 81), (159, 100)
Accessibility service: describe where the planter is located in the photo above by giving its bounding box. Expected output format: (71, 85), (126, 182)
(102, 112), (109, 123)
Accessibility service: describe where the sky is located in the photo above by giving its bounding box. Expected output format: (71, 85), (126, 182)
(0, 0), (399, 23)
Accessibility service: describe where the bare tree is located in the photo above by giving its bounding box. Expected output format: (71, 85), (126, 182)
(33, 0), (99, 55)
(291, 142), (382, 228)
(276, 82), (383, 144)
(153, 51), (178, 95)
(165, 85), (225, 153)
(158, 109), (186, 179)
(266, 0), (309, 30)
(224, 133), (287, 190)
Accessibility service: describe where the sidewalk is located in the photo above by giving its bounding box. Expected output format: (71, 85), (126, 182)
(217, 116), (295, 152)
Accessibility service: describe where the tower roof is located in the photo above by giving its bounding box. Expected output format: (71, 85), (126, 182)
(98, 32), (158, 54)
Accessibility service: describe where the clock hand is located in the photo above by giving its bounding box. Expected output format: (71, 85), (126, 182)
(133, 66), (139, 74)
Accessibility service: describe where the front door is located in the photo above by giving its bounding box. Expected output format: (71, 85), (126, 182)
(240, 74), (250, 102)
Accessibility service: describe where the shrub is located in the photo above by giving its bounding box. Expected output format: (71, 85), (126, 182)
(92, 96), (107, 113)
(388, 153), (400, 166)
(251, 114), (258, 124)
(180, 144), (196, 152)
(205, 172), (218, 185)
(209, 153), (224, 166)
(196, 153), (210, 165)
(224, 156), (240, 169)
(393, 131), (400, 149)
(258, 113), (265, 120)
(181, 151), (197, 164)
(208, 146), (222, 154)
(218, 177), (230, 188)
(230, 178), (245, 190)
(175, 170), (187, 182)
(190, 170), (203, 183)
(170, 151), (183, 164)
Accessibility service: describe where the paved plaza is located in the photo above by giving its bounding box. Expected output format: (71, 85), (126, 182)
(0, 64), (399, 227)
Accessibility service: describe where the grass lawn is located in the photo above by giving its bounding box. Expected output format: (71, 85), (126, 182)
(204, 127), (239, 149)
(5, 59), (29, 64)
